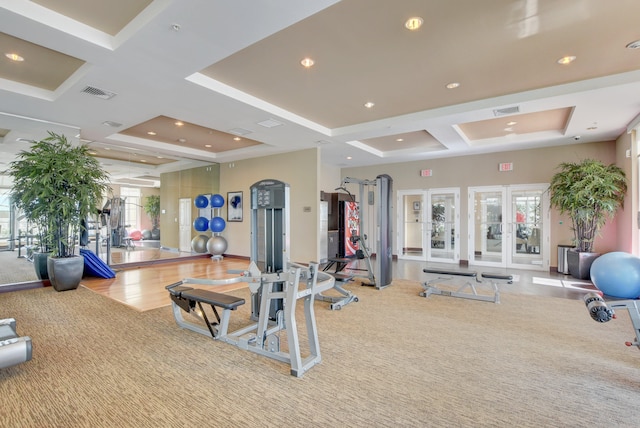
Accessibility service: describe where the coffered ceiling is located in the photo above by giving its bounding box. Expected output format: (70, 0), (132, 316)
(1, 0), (640, 188)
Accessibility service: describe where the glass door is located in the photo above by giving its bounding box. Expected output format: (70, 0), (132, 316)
(397, 188), (459, 263)
(428, 189), (460, 263)
(469, 185), (549, 270)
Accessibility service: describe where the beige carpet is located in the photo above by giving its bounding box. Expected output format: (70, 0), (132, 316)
(1, 280), (639, 427)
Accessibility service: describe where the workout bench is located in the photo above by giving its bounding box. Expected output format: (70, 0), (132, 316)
(318, 258), (359, 310)
(421, 268), (513, 303)
(0, 318), (32, 369)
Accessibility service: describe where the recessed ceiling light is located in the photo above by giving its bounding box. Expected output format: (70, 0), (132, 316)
(364, 102), (375, 109)
(177, 138), (186, 143)
(405, 17), (423, 30)
(174, 121), (184, 126)
(557, 55), (576, 65)
(5, 53), (24, 62)
(233, 137), (241, 141)
(504, 127), (514, 132)
(140, 159), (147, 163)
(205, 144), (212, 148)
(347, 156), (353, 160)
(396, 138), (404, 142)
(157, 155), (164, 159)
(445, 82), (460, 89)
(147, 131), (157, 136)
(300, 57), (314, 68)
(88, 151), (98, 155)
(507, 121), (517, 126)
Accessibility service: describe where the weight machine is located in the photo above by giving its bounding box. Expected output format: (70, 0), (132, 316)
(333, 174), (393, 289)
(584, 292), (640, 350)
(167, 178), (352, 376)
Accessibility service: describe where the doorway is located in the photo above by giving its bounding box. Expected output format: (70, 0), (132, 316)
(468, 185), (549, 270)
(397, 188), (460, 264)
(178, 198), (192, 253)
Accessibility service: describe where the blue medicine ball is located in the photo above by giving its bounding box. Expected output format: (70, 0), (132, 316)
(209, 216), (226, 233)
(210, 194), (225, 208)
(590, 251), (640, 299)
(195, 195), (209, 208)
(193, 216), (209, 232)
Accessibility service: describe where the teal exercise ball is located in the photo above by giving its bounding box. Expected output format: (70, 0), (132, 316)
(590, 252), (640, 299)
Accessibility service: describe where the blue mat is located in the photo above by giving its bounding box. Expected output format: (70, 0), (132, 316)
(80, 249), (116, 279)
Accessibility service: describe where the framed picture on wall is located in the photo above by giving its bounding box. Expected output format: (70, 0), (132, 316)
(227, 191), (243, 222)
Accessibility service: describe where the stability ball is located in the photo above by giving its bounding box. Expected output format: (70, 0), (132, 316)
(141, 229), (152, 240)
(195, 194), (209, 208)
(129, 230), (142, 241)
(191, 234), (209, 253)
(209, 216), (226, 233)
(193, 216), (209, 232)
(590, 252), (640, 299)
(210, 194), (225, 208)
(207, 235), (228, 256)
(151, 228), (160, 240)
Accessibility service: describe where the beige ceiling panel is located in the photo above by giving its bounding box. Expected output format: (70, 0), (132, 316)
(32, 0), (153, 36)
(0, 32), (85, 91)
(120, 116), (263, 153)
(201, 0), (640, 129)
(458, 107), (573, 141)
(361, 130), (445, 152)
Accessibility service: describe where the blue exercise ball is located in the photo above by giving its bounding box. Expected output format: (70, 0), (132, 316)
(195, 194), (209, 208)
(209, 216), (226, 233)
(210, 194), (225, 208)
(590, 252), (640, 299)
(191, 234), (209, 253)
(193, 216), (210, 232)
(207, 235), (228, 256)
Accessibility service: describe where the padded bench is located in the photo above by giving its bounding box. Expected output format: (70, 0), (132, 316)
(421, 268), (511, 304)
(166, 283), (245, 339)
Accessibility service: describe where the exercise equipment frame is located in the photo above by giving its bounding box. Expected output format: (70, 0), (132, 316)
(421, 268), (513, 303)
(0, 318), (32, 369)
(167, 261), (335, 377)
(584, 292), (640, 350)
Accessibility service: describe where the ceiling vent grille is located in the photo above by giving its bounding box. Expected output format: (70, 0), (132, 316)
(81, 86), (117, 100)
(493, 106), (519, 116)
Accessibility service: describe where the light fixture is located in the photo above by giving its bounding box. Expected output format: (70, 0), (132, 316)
(300, 57), (314, 68)
(557, 55), (576, 65)
(233, 137), (241, 141)
(177, 138), (186, 143)
(205, 144), (212, 148)
(404, 17), (423, 31)
(147, 131), (157, 136)
(364, 102), (375, 109)
(507, 121), (517, 126)
(445, 82), (460, 89)
(346, 156), (353, 160)
(174, 121), (184, 126)
(5, 53), (24, 62)
(396, 138), (404, 142)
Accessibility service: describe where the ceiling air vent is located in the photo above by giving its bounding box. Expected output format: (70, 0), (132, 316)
(81, 85), (117, 100)
(493, 106), (519, 116)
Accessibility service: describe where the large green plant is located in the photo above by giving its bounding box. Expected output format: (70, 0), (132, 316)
(548, 158), (627, 253)
(8, 132), (110, 258)
(144, 195), (160, 229)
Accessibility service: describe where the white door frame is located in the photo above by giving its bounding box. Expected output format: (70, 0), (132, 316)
(179, 198), (192, 253)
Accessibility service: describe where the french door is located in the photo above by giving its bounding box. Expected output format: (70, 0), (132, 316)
(397, 188), (460, 264)
(468, 185), (549, 270)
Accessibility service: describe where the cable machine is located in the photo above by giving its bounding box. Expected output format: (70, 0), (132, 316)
(339, 174), (393, 289)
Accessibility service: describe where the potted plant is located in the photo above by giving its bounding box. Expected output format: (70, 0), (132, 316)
(548, 158), (627, 279)
(8, 132), (110, 291)
(143, 194), (160, 239)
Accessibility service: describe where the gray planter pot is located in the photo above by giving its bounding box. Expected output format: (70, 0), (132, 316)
(567, 249), (600, 280)
(32, 252), (50, 280)
(47, 255), (85, 291)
